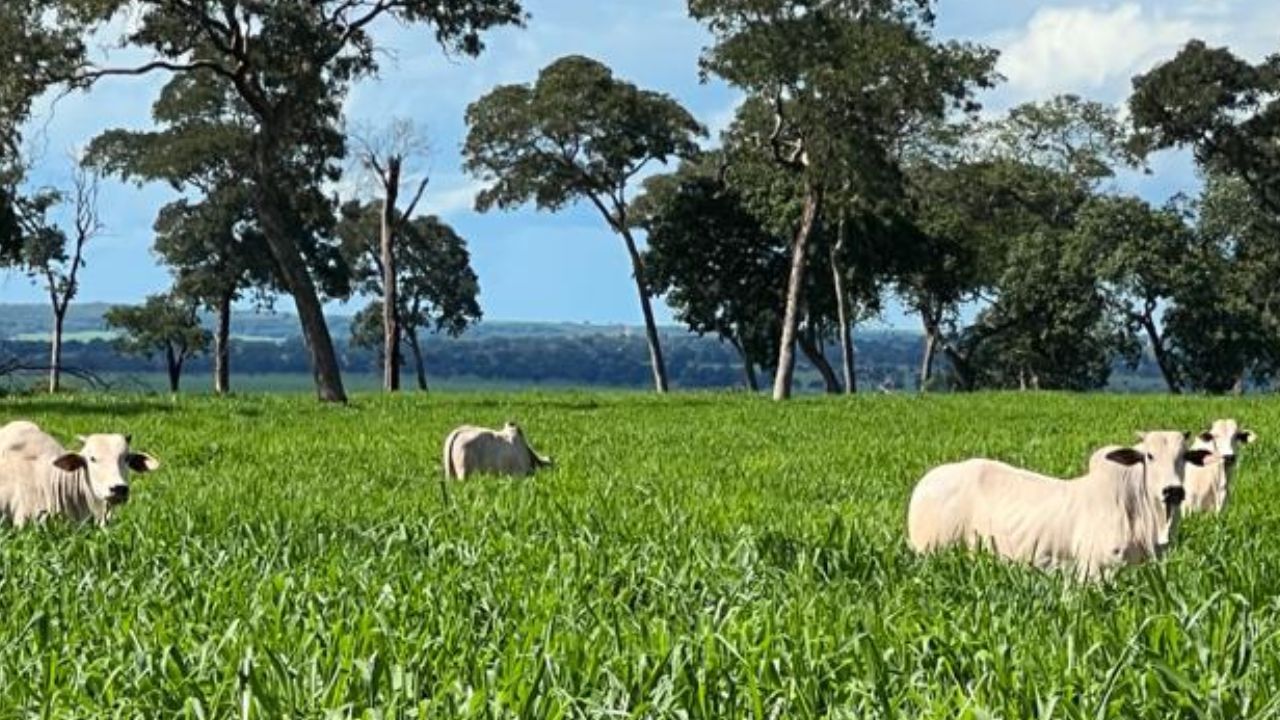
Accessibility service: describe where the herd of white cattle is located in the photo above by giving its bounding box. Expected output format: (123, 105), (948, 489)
(909, 419), (1256, 579)
(0, 415), (1257, 581)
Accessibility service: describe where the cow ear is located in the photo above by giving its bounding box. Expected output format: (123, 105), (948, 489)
(1106, 448), (1145, 467)
(125, 434), (132, 445)
(126, 453), (160, 473)
(1184, 449), (1213, 467)
(1237, 430), (1257, 445)
(52, 453), (86, 472)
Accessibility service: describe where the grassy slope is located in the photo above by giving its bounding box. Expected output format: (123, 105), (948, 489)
(0, 391), (1276, 717)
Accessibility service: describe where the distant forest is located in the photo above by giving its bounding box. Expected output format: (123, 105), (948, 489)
(0, 303), (1168, 392)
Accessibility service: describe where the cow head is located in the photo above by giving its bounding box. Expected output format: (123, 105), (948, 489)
(1193, 418), (1256, 472)
(502, 421), (552, 470)
(1117, 431), (1210, 552)
(52, 433), (160, 507)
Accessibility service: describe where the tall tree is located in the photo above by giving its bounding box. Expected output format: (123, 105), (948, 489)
(151, 187), (275, 396)
(20, 161), (101, 393)
(1077, 195), (1195, 393)
(635, 157), (785, 391)
(339, 205), (482, 391)
(350, 120), (431, 392)
(463, 54), (705, 393)
(105, 293), (210, 393)
(86, 68), (348, 396)
(902, 96), (1137, 390)
(1131, 40), (1280, 217)
(65, 0), (525, 403)
(1163, 173), (1280, 393)
(0, 4), (87, 257)
(691, 0), (997, 399)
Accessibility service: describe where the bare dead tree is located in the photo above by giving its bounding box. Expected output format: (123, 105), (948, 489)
(350, 119), (430, 392)
(23, 157), (102, 393)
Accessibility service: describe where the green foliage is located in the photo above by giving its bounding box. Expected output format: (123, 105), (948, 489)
(0, 391), (1276, 715)
(337, 201), (483, 342)
(1130, 40), (1280, 211)
(634, 157), (785, 369)
(694, 0), (997, 190)
(1164, 173), (1280, 392)
(104, 294), (210, 364)
(463, 55), (705, 219)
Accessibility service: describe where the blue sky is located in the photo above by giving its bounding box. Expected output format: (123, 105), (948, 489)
(3, 0), (1278, 330)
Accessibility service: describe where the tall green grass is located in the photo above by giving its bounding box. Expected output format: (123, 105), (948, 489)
(0, 391), (1275, 717)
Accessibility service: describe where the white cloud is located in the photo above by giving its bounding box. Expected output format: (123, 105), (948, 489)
(997, 4), (1198, 100)
(992, 1), (1280, 106)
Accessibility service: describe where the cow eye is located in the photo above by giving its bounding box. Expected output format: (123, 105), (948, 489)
(1147, 453), (1154, 461)
(1199, 432), (1214, 442)
(89, 457), (97, 463)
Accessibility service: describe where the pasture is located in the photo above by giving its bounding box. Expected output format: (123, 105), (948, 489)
(0, 391), (1277, 718)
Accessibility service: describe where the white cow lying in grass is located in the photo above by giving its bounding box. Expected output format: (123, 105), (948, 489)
(0, 421), (160, 527)
(443, 422), (552, 480)
(907, 431), (1209, 579)
(1184, 418), (1256, 514)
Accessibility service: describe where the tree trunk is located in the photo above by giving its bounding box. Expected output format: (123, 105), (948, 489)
(214, 291), (232, 396)
(731, 337), (759, 392)
(830, 223), (856, 395)
(1232, 373), (1246, 396)
(798, 326), (841, 394)
(1139, 314), (1181, 394)
(252, 158), (347, 403)
(772, 186), (823, 401)
(165, 345), (181, 393)
(620, 228), (669, 393)
(405, 326), (429, 392)
(381, 157), (402, 393)
(48, 309), (64, 394)
(919, 319), (939, 393)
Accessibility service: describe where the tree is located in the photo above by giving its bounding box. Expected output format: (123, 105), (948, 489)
(152, 188), (275, 396)
(899, 158), (995, 390)
(1130, 41), (1280, 217)
(901, 96), (1138, 391)
(463, 54), (705, 393)
(0, 4), (87, 258)
(350, 120), (431, 392)
(19, 161), (101, 393)
(1162, 173), (1280, 393)
(960, 227), (1131, 391)
(105, 294), (210, 393)
(339, 205), (482, 391)
(1077, 195), (1195, 393)
(635, 157), (786, 391)
(691, 0), (998, 400)
(65, 0), (525, 403)
(85, 71), (320, 397)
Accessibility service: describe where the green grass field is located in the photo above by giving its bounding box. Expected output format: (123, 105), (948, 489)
(0, 391), (1277, 717)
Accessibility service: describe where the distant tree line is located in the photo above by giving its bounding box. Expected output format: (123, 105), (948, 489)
(1, 2), (1278, 399)
(0, 330), (942, 392)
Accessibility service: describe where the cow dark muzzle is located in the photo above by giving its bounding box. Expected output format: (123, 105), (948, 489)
(108, 485), (130, 505)
(1162, 486), (1186, 505)
(1224, 456), (1238, 468)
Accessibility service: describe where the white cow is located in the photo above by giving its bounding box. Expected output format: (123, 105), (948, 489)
(442, 422), (551, 480)
(0, 420), (160, 527)
(1184, 418), (1256, 514)
(906, 431), (1209, 579)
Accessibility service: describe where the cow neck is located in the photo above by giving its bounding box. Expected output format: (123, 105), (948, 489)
(46, 466), (100, 524)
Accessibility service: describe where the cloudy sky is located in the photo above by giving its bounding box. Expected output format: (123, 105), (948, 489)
(2, 0), (1277, 329)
